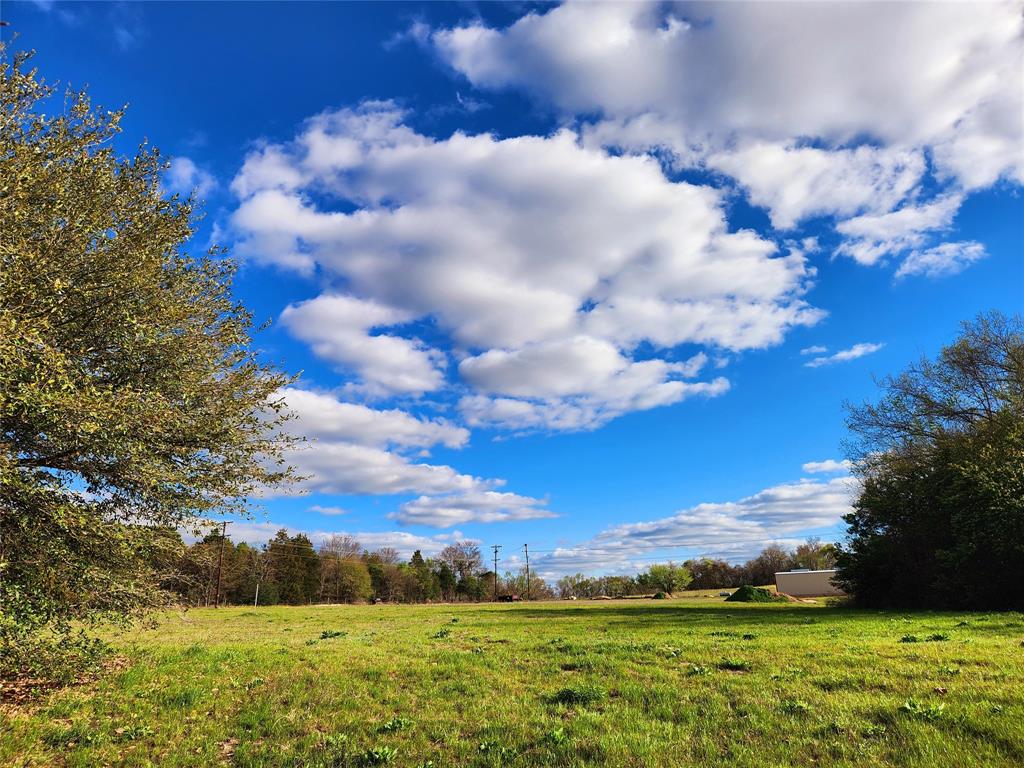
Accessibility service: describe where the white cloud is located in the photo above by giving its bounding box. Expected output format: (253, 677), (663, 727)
(835, 194), (963, 266)
(392, 490), (555, 527)
(531, 474), (857, 576)
(282, 387), (467, 449)
(709, 143), (924, 230)
(804, 343), (884, 368)
(269, 388), (494, 500)
(896, 241), (987, 279)
(308, 505), (348, 516)
(164, 157), (217, 198)
(231, 103), (820, 430)
(280, 295), (447, 396)
(431, 1), (1022, 267)
(802, 459), (852, 475)
(459, 376), (729, 432)
(800, 345), (828, 356)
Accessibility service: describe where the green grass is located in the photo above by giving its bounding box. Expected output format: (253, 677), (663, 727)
(3, 598), (1023, 767)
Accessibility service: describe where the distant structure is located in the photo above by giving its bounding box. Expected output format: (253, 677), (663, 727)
(775, 569), (845, 597)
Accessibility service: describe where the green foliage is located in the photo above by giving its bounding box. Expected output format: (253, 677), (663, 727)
(0, 47), (297, 680)
(837, 312), (1024, 609)
(638, 562), (692, 595)
(725, 585), (787, 603)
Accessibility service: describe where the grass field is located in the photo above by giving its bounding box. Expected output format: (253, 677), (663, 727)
(3, 596), (1023, 767)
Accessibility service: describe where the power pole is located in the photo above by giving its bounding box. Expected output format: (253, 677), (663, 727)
(213, 521), (229, 608)
(491, 545), (501, 601)
(523, 544), (530, 601)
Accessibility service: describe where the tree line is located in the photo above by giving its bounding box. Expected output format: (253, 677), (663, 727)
(161, 530), (836, 606)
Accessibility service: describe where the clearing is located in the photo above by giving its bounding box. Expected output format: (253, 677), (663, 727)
(2, 597), (1023, 767)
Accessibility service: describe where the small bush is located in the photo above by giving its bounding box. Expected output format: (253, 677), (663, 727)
(687, 665), (712, 676)
(432, 628), (451, 639)
(320, 630), (346, 639)
(900, 634), (920, 643)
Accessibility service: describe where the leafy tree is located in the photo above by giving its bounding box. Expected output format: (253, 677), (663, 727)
(836, 312), (1024, 609)
(0, 49), (296, 678)
(335, 559), (372, 603)
(639, 563), (692, 595)
(741, 545), (794, 586)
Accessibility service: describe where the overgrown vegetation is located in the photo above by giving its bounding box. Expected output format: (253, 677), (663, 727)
(837, 312), (1024, 609)
(2, 599), (1021, 767)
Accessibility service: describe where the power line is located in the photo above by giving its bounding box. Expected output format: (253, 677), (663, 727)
(523, 543), (530, 601)
(491, 544), (501, 601)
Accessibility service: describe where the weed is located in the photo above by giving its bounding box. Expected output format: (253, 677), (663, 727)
(925, 633), (950, 642)
(432, 628), (451, 639)
(780, 699), (811, 715)
(320, 630), (346, 639)
(379, 717), (413, 733)
(687, 665), (712, 676)
(900, 634), (920, 643)
(900, 698), (945, 721)
(356, 746), (399, 765)
(545, 727), (569, 745)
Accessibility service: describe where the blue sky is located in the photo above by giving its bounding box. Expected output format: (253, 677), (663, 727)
(6, 1), (1022, 576)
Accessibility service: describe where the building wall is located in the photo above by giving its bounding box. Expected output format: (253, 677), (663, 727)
(775, 569), (845, 597)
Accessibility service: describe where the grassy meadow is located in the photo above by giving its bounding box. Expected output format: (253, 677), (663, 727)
(3, 596), (1023, 768)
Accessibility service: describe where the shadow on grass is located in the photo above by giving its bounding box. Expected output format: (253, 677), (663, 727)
(463, 603), (1014, 629)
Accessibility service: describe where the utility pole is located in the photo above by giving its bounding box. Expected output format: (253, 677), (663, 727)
(213, 521), (229, 608)
(523, 544), (530, 601)
(491, 545), (501, 601)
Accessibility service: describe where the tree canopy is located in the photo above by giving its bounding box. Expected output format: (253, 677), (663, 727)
(835, 312), (1024, 609)
(0, 49), (296, 679)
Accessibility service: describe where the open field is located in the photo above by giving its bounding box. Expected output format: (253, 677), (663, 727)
(3, 597), (1023, 768)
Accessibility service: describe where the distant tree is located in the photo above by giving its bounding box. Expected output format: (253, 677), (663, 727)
(0, 49), (296, 680)
(685, 558), (744, 590)
(439, 542), (483, 582)
(436, 562), (457, 601)
(336, 559), (372, 603)
(640, 563), (692, 595)
(741, 545), (794, 586)
(791, 538), (837, 571)
(836, 312), (1024, 609)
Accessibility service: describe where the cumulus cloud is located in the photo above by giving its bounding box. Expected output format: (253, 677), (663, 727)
(896, 241), (987, 279)
(280, 296), (447, 396)
(270, 388), (491, 500)
(432, 1), (1022, 268)
(231, 102), (820, 430)
(804, 343), (884, 368)
(392, 490), (555, 527)
(802, 459), (852, 474)
(164, 156), (217, 198)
